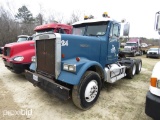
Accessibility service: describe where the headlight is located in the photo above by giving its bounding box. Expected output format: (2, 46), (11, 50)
(31, 56), (36, 62)
(63, 64), (76, 72)
(157, 80), (160, 88)
(13, 56), (24, 61)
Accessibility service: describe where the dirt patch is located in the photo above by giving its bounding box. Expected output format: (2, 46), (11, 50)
(0, 79), (28, 120)
(0, 55), (156, 120)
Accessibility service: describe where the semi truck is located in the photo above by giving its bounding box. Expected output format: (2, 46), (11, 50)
(17, 35), (32, 42)
(25, 13), (142, 110)
(0, 35), (32, 54)
(122, 38), (143, 56)
(2, 23), (72, 74)
(145, 11), (160, 120)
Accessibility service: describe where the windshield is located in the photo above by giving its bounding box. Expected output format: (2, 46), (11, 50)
(73, 22), (108, 36)
(149, 48), (159, 51)
(125, 43), (137, 46)
(17, 37), (28, 42)
(73, 27), (85, 35)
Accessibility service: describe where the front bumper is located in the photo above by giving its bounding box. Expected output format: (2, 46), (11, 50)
(145, 91), (160, 120)
(3, 59), (30, 74)
(122, 51), (134, 54)
(25, 70), (70, 100)
(147, 54), (159, 58)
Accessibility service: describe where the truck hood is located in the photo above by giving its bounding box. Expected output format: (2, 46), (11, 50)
(61, 34), (101, 62)
(4, 41), (34, 57)
(5, 41), (34, 48)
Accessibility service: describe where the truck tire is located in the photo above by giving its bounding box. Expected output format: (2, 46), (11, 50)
(135, 59), (142, 74)
(126, 61), (136, 79)
(140, 51), (143, 56)
(132, 52), (136, 57)
(72, 71), (101, 110)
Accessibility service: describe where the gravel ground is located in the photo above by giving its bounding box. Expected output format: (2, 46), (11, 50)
(0, 55), (157, 120)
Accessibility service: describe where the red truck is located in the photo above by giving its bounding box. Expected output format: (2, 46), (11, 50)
(122, 38), (143, 56)
(2, 23), (72, 74)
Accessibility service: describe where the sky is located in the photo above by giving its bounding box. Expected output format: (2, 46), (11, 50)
(0, 0), (160, 39)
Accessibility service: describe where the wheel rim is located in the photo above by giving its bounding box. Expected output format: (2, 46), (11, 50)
(85, 80), (98, 102)
(132, 64), (136, 75)
(139, 62), (142, 71)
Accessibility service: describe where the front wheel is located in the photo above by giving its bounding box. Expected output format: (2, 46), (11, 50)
(72, 71), (101, 110)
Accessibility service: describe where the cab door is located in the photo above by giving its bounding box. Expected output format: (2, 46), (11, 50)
(107, 23), (120, 64)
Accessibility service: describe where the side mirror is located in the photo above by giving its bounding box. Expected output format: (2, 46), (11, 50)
(123, 23), (130, 36)
(155, 12), (160, 32)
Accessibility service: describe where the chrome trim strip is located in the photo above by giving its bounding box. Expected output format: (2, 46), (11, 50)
(54, 33), (61, 79)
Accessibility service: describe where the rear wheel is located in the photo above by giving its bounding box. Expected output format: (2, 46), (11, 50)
(132, 52), (136, 57)
(72, 71), (101, 110)
(126, 61), (136, 79)
(135, 59), (142, 74)
(140, 51), (143, 56)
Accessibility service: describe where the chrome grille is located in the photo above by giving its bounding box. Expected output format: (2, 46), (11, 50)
(36, 39), (56, 79)
(149, 52), (157, 55)
(3, 47), (10, 56)
(124, 47), (131, 51)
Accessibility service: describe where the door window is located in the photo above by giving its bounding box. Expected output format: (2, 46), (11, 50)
(110, 24), (119, 40)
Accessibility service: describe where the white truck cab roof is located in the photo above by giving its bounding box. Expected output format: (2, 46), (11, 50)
(72, 18), (115, 26)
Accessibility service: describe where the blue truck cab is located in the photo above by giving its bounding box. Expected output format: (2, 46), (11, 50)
(25, 15), (142, 110)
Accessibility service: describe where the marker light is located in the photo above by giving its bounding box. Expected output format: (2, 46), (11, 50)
(150, 77), (157, 87)
(62, 54), (65, 58)
(76, 57), (80, 62)
(102, 12), (110, 18)
(84, 16), (89, 20)
(31, 56), (36, 62)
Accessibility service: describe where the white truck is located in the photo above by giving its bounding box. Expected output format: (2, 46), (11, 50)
(145, 11), (160, 120)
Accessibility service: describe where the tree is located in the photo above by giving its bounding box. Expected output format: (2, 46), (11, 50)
(67, 10), (83, 24)
(0, 6), (21, 46)
(35, 4), (45, 25)
(15, 5), (35, 24)
(48, 12), (64, 23)
(35, 13), (43, 25)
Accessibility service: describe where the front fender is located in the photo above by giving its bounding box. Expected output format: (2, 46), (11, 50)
(58, 59), (103, 85)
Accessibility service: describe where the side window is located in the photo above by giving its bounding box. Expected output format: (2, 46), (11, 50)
(110, 24), (119, 39)
(112, 24), (119, 38)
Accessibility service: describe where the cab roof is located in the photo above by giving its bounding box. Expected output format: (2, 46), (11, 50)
(18, 35), (29, 38)
(34, 23), (72, 31)
(72, 18), (115, 26)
